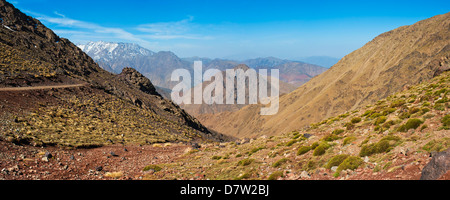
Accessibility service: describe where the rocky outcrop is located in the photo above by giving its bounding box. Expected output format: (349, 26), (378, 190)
(420, 148), (450, 180)
(119, 67), (159, 96)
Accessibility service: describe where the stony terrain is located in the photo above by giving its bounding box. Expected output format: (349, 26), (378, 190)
(0, 0), (227, 148)
(1, 71), (448, 180)
(0, 0), (448, 180)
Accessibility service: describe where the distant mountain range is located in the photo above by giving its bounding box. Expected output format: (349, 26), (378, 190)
(77, 41), (328, 91)
(298, 56), (341, 68)
(198, 12), (450, 138)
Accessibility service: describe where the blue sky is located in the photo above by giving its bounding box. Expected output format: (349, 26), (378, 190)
(11, 0), (450, 60)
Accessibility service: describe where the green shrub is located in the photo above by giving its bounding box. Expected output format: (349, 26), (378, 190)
(248, 147), (264, 155)
(351, 117), (362, 124)
(325, 154), (349, 169)
(369, 112), (383, 119)
(297, 146), (312, 155)
(344, 122), (355, 130)
(336, 156), (363, 173)
(339, 113), (350, 119)
(382, 108), (397, 115)
(234, 172), (252, 180)
(143, 164), (162, 172)
(322, 134), (342, 142)
(310, 142), (319, 150)
(434, 103), (445, 111)
(420, 124), (428, 131)
(399, 111), (411, 119)
(421, 108), (430, 114)
(398, 118), (423, 132)
(305, 160), (316, 171)
(442, 114), (450, 129)
(409, 107), (421, 114)
(422, 138), (449, 152)
(391, 99), (406, 108)
(313, 142), (330, 156)
(267, 171), (283, 180)
(382, 120), (396, 129)
(435, 97), (448, 104)
(286, 139), (298, 147)
(343, 136), (357, 146)
(332, 129), (345, 135)
(272, 158), (289, 168)
(237, 158), (255, 166)
(374, 116), (387, 125)
(434, 88), (447, 96)
(359, 135), (401, 157)
(211, 155), (222, 160)
(362, 110), (374, 117)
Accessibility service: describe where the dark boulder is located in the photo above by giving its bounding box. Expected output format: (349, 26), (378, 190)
(420, 148), (450, 180)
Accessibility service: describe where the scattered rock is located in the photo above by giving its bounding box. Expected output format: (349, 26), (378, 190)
(331, 166), (338, 172)
(191, 143), (201, 149)
(364, 156), (369, 163)
(240, 138), (250, 145)
(300, 171), (310, 179)
(44, 152), (52, 159)
(420, 148), (450, 180)
(95, 166), (103, 171)
(110, 151), (118, 157)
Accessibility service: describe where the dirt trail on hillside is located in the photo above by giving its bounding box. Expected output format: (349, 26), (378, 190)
(0, 84), (87, 91)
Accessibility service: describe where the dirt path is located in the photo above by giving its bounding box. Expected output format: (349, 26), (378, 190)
(0, 83), (86, 91)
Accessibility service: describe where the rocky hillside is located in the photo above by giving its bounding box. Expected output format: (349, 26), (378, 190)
(198, 12), (450, 138)
(2, 69), (446, 180)
(141, 70), (450, 180)
(0, 0), (228, 148)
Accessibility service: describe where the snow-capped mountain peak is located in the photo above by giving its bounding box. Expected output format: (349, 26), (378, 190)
(77, 41), (154, 62)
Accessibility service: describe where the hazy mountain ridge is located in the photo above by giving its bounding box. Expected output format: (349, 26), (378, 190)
(78, 41), (328, 90)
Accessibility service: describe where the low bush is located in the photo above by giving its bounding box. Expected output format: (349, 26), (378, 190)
(325, 154), (349, 169)
(272, 158), (289, 168)
(336, 156), (363, 173)
(391, 99), (406, 108)
(374, 116), (387, 125)
(237, 158), (255, 166)
(313, 142), (330, 156)
(143, 164), (162, 172)
(398, 118), (423, 132)
(359, 135), (401, 157)
(267, 171), (283, 180)
(297, 146), (312, 155)
(351, 117), (362, 124)
(343, 136), (357, 146)
(442, 114), (450, 130)
(422, 138), (449, 152)
(322, 134), (342, 142)
(310, 142), (319, 150)
(332, 129), (345, 135)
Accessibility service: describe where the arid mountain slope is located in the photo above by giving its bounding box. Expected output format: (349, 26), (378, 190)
(0, 0), (228, 147)
(179, 64), (296, 117)
(198, 12), (450, 138)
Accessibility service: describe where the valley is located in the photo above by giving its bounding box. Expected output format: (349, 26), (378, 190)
(0, 0), (448, 181)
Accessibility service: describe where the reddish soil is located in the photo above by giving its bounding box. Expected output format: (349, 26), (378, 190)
(0, 140), (189, 180)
